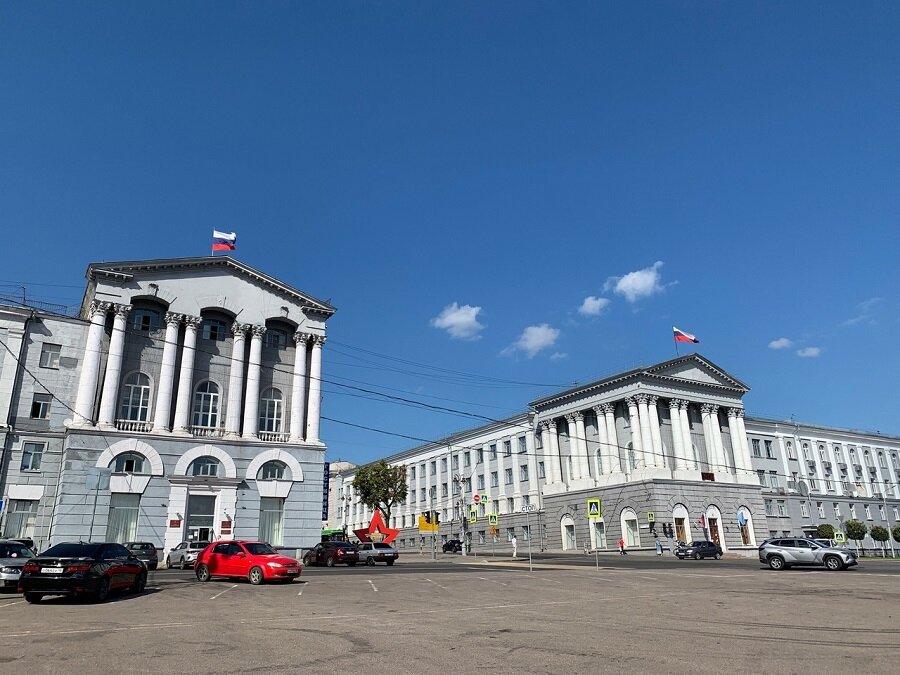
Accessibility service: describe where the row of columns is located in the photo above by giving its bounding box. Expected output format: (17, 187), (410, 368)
(539, 395), (756, 485)
(72, 301), (325, 443)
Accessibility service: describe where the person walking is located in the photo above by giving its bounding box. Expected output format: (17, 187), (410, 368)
(618, 537), (627, 555)
(511, 535), (518, 558)
(655, 538), (663, 556)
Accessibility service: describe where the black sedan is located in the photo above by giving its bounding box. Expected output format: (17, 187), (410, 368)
(675, 540), (723, 560)
(442, 539), (463, 553)
(19, 542), (147, 603)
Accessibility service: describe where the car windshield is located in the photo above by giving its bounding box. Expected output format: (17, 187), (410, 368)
(41, 543), (102, 558)
(129, 543), (155, 551)
(332, 542), (354, 548)
(188, 542), (208, 550)
(244, 543), (277, 555)
(688, 542), (701, 547)
(374, 543), (393, 549)
(0, 543), (34, 559)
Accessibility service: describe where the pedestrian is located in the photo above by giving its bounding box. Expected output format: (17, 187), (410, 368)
(618, 537), (627, 555)
(655, 538), (662, 556)
(511, 535), (518, 558)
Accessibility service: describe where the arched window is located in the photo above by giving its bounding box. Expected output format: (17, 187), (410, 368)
(258, 460), (287, 481)
(189, 456), (220, 477)
(192, 382), (220, 428)
(112, 452), (146, 474)
(620, 507), (640, 548)
(119, 373), (151, 421)
(259, 388), (283, 433)
(737, 506), (756, 546)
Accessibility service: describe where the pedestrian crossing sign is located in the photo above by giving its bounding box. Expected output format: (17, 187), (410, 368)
(834, 531), (846, 543)
(587, 498), (601, 520)
(488, 513), (498, 526)
(469, 509), (477, 524)
(647, 511), (656, 523)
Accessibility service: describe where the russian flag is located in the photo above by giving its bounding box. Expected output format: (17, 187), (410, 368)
(673, 326), (699, 343)
(212, 230), (237, 251)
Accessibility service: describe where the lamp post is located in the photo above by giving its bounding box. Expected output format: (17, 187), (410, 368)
(881, 480), (897, 558)
(429, 486), (436, 561)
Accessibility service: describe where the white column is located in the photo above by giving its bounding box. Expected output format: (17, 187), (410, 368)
(172, 316), (201, 434)
(702, 404), (724, 472)
(679, 402), (695, 469)
(669, 399), (686, 470)
(242, 325), (266, 438)
(97, 304), (131, 428)
(498, 439), (508, 502)
(152, 312), (182, 432)
(512, 439), (523, 497)
(603, 404), (620, 474)
(636, 395), (655, 467)
(73, 301), (110, 426)
(726, 409), (742, 474)
(288, 332), (310, 442)
(592, 406), (610, 475)
(525, 425), (539, 496)
(647, 396), (663, 468)
(224, 323), (248, 437)
(734, 410), (754, 475)
(543, 420), (562, 484)
(626, 397), (644, 470)
(562, 416), (578, 480)
(574, 412), (590, 479)
(305, 335), (325, 443)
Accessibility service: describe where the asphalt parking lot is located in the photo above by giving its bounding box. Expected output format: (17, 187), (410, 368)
(1, 556), (898, 674)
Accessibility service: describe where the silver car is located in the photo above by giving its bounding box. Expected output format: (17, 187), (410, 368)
(758, 537), (858, 571)
(0, 539), (36, 590)
(165, 541), (209, 569)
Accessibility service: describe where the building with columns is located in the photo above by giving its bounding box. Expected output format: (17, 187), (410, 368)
(337, 354), (900, 555)
(0, 256), (334, 553)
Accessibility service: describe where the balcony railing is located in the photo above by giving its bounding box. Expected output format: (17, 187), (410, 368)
(191, 426), (226, 438)
(115, 419), (153, 433)
(258, 431), (289, 443)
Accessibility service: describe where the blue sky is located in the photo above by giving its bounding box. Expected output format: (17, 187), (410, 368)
(2, 2), (899, 463)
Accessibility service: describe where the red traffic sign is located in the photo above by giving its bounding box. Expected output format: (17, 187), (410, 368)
(473, 495), (481, 504)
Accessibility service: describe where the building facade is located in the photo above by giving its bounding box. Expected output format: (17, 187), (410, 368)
(337, 355), (900, 555)
(0, 257), (334, 553)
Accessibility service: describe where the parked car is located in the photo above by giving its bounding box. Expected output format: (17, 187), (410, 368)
(0, 539), (36, 591)
(758, 537), (858, 571)
(675, 540), (723, 560)
(442, 539), (463, 553)
(10, 538), (37, 554)
(358, 542), (399, 566)
(124, 542), (159, 570)
(18, 542), (147, 603)
(195, 541), (301, 584)
(302, 541), (359, 567)
(166, 541), (209, 569)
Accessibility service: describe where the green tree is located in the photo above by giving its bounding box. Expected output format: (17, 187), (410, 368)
(892, 524), (900, 544)
(870, 525), (889, 557)
(815, 523), (835, 540)
(844, 519), (868, 552)
(351, 460), (408, 522)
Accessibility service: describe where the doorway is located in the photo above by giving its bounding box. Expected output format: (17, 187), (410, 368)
(561, 515), (576, 550)
(708, 517), (720, 545)
(185, 494), (216, 542)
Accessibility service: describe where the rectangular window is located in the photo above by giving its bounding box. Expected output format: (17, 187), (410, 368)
(506, 497), (515, 513)
(849, 503), (856, 519)
(492, 500), (499, 516)
(518, 436), (526, 454)
(808, 478), (818, 492)
(20, 442), (45, 471)
(800, 502), (809, 518)
(825, 479), (834, 492)
(263, 329), (286, 349)
(463, 451), (471, 468)
(769, 472), (779, 489)
(817, 502), (825, 518)
(441, 458), (447, 472)
(30, 393), (52, 419)
(463, 478), (471, 493)
(504, 468), (513, 485)
(441, 482), (448, 497)
(479, 503), (486, 517)
(420, 487), (426, 502)
(788, 442), (797, 460)
(452, 455), (459, 470)
(201, 318), (227, 341)
(107, 493), (140, 543)
(833, 503), (841, 518)
(751, 439), (761, 457)
(757, 470), (766, 485)
(777, 500), (787, 517)
(410, 466), (416, 479)
(523, 494), (531, 507)
(538, 461), (545, 479)
(478, 531), (486, 544)
(477, 474), (485, 491)
(522, 525), (530, 541)
(834, 447), (843, 463)
(503, 440), (512, 457)
(878, 452), (887, 469)
(132, 308), (160, 332)
(520, 465), (529, 482)
(764, 499), (774, 516)
(430, 461), (436, 476)
(39, 343), (61, 369)
(865, 504), (872, 520)
(764, 440), (775, 459)
(490, 471), (498, 488)
(476, 449), (483, 464)
(489, 444), (497, 460)
(3, 499), (38, 539)
(259, 497), (285, 546)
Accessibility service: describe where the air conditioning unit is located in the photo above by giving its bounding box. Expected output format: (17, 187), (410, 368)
(774, 487), (786, 495)
(872, 492), (883, 499)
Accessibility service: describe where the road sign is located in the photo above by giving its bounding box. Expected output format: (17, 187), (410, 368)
(488, 513), (498, 526)
(647, 511), (655, 523)
(521, 504), (536, 513)
(473, 494), (481, 504)
(834, 531), (846, 543)
(480, 494), (489, 505)
(489, 526), (498, 537)
(587, 498), (601, 520)
(469, 509), (478, 524)
(418, 515), (439, 533)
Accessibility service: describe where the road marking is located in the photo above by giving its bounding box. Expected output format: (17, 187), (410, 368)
(210, 584), (238, 600)
(536, 577), (562, 584)
(425, 578), (448, 590)
(368, 580), (378, 592)
(0, 600), (25, 608)
(476, 575), (507, 585)
(297, 587), (303, 596)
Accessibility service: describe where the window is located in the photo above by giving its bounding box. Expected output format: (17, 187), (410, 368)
(119, 372), (151, 421)
(777, 500), (787, 517)
(769, 472), (779, 489)
(816, 502), (825, 518)
(259, 497), (285, 546)
(192, 381), (220, 428)
(523, 495), (531, 507)
(410, 466), (416, 479)
(833, 503), (841, 518)
(522, 525), (531, 541)
(892, 452), (899, 469)
(505, 468), (513, 485)
(490, 471), (498, 488)
(520, 465), (529, 482)
(452, 455), (459, 470)
(492, 500), (500, 516)
(420, 487), (426, 502)
(476, 449), (483, 464)
(479, 502), (486, 517)
(800, 502), (809, 518)
(441, 483), (448, 497)
(30, 393), (51, 419)
(463, 478), (471, 493)
(757, 470), (766, 485)
(764, 499), (774, 516)
(4, 499), (39, 539)
(825, 479), (834, 492)
(21, 442), (44, 471)
(538, 461), (545, 479)
(818, 444), (826, 460)
(202, 318), (227, 341)
(802, 443), (810, 460)
(264, 329), (287, 349)
(463, 451), (470, 468)
(190, 456), (220, 477)
(259, 387), (284, 432)
(864, 450), (873, 467)
(441, 458), (447, 472)
(132, 308), (160, 332)
(864, 504), (872, 520)
(506, 497), (515, 513)
(595, 451), (603, 476)
(113, 452), (146, 474)
(258, 461), (286, 480)
(430, 461), (436, 476)
(878, 504), (886, 520)
(878, 452), (887, 469)
(849, 503), (857, 519)
(764, 440), (774, 459)
(489, 444), (497, 460)
(518, 436), (526, 454)
(786, 441), (796, 460)
(834, 446), (843, 463)
(808, 478), (818, 492)
(39, 343), (61, 369)
(504, 440), (512, 457)
(107, 493), (140, 542)
(476, 474), (485, 491)
(751, 439), (761, 458)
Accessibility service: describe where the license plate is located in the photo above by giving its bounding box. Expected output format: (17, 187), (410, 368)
(286, 568), (299, 574)
(42, 567), (64, 574)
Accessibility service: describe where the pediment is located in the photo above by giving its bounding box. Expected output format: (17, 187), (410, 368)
(646, 354), (749, 392)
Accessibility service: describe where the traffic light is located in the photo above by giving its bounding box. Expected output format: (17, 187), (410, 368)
(424, 512), (432, 525)
(433, 511), (440, 525)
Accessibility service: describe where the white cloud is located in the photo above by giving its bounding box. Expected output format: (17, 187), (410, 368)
(502, 323), (560, 359)
(604, 261), (666, 303)
(768, 337), (793, 350)
(842, 297), (883, 326)
(578, 296), (610, 317)
(430, 302), (484, 340)
(550, 352), (568, 361)
(797, 347), (822, 358)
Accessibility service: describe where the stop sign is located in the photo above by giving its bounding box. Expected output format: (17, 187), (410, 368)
(473, 495), (481, 504)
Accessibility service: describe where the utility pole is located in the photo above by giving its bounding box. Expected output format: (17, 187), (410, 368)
(430, 486), (436, 561)
(882, 480), (896, 558)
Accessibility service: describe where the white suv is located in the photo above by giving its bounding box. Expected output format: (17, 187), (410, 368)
(758, 537), (858, 571)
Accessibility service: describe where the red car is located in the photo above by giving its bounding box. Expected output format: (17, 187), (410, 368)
(195, 541), (301, 585)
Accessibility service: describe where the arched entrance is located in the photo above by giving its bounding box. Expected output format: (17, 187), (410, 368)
(589, 518), (607, 550)
(672, 503), (692, 543)
(737, 506), (756, 546)
(620, 507), (640, 548)
(560, 514), (576, 550)
(705, 505), (726, 551)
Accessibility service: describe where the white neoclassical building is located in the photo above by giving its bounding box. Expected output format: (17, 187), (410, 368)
(0, 256), (334, 552)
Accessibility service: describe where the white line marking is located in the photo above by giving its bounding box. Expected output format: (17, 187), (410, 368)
(297, 587), (303, 596)
(536, 577), (562, 584)
(0, 600), (25, 608)
(425, 578), (448, 590)
(368, 579), (378, 592)
(210, 584), (238, 600)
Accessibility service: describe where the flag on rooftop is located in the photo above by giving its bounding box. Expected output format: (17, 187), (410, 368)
(673, 326), (699, 344)
(212, 230), (237, 252)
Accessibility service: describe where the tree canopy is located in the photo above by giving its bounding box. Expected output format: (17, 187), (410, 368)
(844, 519), (867, 543)
(351, 460), (408, 522)
(815, 523), (835, 539)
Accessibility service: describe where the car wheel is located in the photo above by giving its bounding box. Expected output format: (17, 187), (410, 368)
(386, 560), (395, 566)
(325, 555), (336, 568)
(693, 552), (701, 560)
(366, 557), (375, 566)
(24, 592), (42, 604)
(165, 556), (171, 569)
(132, 571), (147, 594)
(824, 555), (843, 571)
(714, 553), (722, 560)
(302, 554), (313, 566)
(196, 564), (211, 582)
(95, 577), (111, 603)
(768, 555), (785, 571)
(180, 558), (187, 570)
(248, 566), (264, 585)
